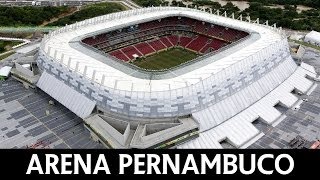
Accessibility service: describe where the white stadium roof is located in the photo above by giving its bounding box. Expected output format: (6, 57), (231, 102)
(41, 7), (282, 92)
(304, 30), (320, 46)
(0, 66), (12, 77)
(37, 7), (318, 148)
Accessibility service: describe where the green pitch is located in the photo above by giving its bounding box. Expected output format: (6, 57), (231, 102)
(132, 48), (198, 70)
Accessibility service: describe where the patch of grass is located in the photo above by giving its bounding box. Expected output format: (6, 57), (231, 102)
(132, 48), (198, 70)
(0, 33), (33, 39)
(290, 39), (320, 51)
(0, 51), (15, 61)
(0, 40), (22, 53)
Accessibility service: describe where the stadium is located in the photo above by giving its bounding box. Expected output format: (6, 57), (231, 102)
(35, 6), (317, 149)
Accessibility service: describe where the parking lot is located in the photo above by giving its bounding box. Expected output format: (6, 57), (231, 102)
(250, 47), (320, 149)
(0, 78), (103, 149)
(250, 83), (320, 149)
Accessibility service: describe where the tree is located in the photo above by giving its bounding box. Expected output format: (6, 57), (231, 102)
(171, 0), (178, 6)
(133, 0), (162, 7)
(222, 2), (240, 14)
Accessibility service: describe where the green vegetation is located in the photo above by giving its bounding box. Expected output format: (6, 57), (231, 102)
(0, 51), (15, 61)
(0, 2), (125, 27)
(192, 0), (221, 7)
(132, 48), (198, 70)
(0, 0), (318, 33)
(0, 32), (34, 39)
(0, 41), (21, 53)
(164, 1), (320, 32)
(0, 40), (20, 62)
(246, 0), (320, 9)
(290, 39), (320, 51)
(0, 6), (69, 26)
(241, 2), (320, 31)
(192, 0), (240, 13)
(133, 0), (163, 7)
(171, 0), (185, 7)
(47, 2), (126, 26)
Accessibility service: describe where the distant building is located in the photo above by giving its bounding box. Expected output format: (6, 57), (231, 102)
(289, 34), (304, 41)
(304, 30), (320, 46)
(0, 66), (12, 80)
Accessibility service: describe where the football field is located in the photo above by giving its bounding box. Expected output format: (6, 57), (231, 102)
(132, 48), (198, 70)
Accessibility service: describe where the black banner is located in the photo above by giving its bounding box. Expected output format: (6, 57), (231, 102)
(0, 150), (318, 178)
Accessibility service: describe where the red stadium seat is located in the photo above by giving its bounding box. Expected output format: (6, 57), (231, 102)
(200, 39), (227, 53)
(186, 35), (210, 52)
(148, 39), (166, 51)
(134, 42), (155, 55)
(122, 46), (143, 60)
(207, 25), (225, 38)
(161, 36), (175, 47)
(179, 36), (193, 47)
(109, 50), (130, 62)
(81, 16), (249, 62)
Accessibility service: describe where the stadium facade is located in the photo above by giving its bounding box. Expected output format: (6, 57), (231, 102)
(36, 6), (317, 149)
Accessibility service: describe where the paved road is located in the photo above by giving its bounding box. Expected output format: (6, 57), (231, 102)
(0, 27), (58, 34)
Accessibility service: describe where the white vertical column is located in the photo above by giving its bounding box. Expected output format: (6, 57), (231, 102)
(239, 14), (243, 21)
(60, 54), (64, 63)
(75, 62), (79, 72)
(114, 80), (118, 89)
(92, 70), (96, 81)
(83, 66), (88, 77)
(223, 11), (227, 17)
(53, 50), (58, 59)
(67, 57), (71, 68)
(101, 74), (106, 86)
(47, 46), (52, 55)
